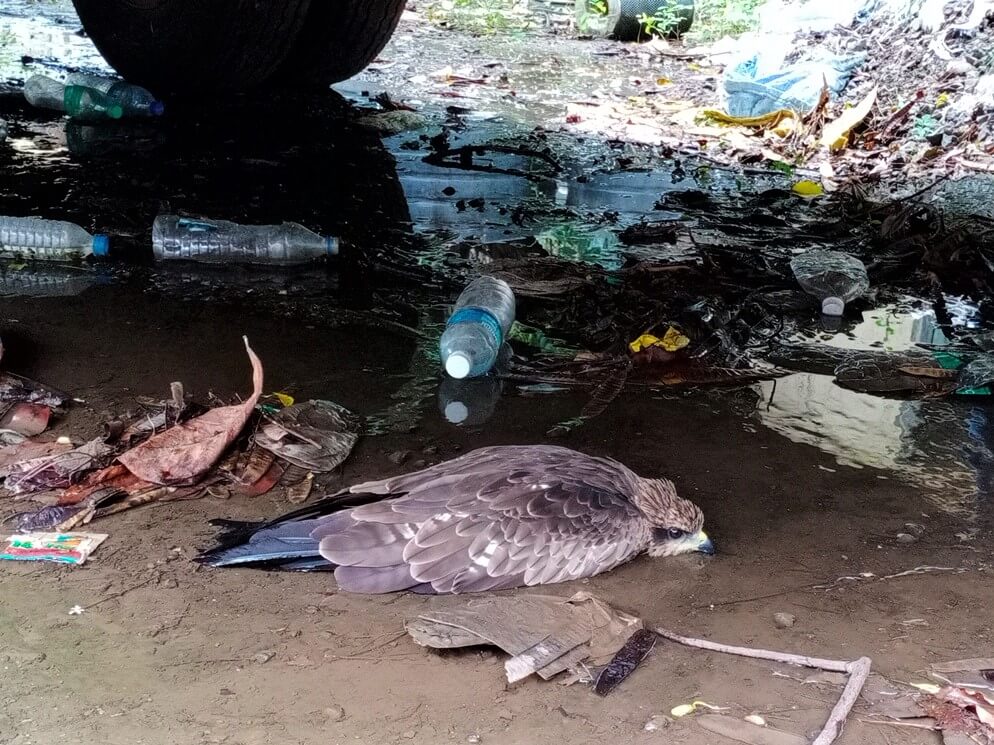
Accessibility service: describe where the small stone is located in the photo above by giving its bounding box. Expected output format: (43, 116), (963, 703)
(160, 577), (179, 589)
(219, 688), (235, 696)
(388, 450), (410, 466)
(324, 705), (346, 722)
(497, 708), (513, 721)
(252, 650), (275, 664)
(644, 715), (671, 731)
(774, 612), (796, 629)
(467, 736), (482, 744)
(896, 532), (917, 544)
(2, 649), (46, 665)
(401, 729), (417, 739)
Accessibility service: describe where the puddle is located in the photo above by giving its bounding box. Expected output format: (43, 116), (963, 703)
(756, 298), (993, 519)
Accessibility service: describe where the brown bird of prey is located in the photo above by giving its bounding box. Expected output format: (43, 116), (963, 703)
(199, 444), (713, 594)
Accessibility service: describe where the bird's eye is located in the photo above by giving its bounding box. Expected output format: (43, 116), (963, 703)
(667, 528), (686, 540)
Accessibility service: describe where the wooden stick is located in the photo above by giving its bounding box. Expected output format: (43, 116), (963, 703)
(655, 627), (872, 745)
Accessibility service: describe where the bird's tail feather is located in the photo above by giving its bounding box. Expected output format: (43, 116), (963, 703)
(195, 490), (387, 570)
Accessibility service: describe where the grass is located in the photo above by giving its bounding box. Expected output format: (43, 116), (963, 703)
(424, 0), (533, 35)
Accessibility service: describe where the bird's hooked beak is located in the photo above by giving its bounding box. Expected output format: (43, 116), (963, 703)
(694, 531), (715, 556)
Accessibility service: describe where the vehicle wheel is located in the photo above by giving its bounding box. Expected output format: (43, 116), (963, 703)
(70, 0), (405, 93)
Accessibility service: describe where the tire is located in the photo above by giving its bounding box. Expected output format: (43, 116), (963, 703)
(70, 0), (405, 93)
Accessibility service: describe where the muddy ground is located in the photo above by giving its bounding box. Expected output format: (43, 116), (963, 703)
(1, 4), (993, 745)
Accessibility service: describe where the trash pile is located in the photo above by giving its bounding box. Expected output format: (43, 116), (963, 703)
(0, 338), (361, 561)
(565, 0), (994, 186)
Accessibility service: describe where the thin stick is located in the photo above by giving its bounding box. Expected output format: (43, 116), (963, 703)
(655, 627), (872, 745)
(812, 656), (871, 745)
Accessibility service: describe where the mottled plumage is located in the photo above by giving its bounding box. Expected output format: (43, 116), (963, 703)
(199, 445), (713, 593)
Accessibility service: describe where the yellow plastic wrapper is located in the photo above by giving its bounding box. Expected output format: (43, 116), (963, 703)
(273, 392), (295, 408)
(670, 700), (725, 718)
(791, 179), (824, 197)
(628, 327), (690, 354)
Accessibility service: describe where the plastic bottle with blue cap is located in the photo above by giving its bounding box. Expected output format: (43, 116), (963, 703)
(0, 216), (109, 261)
(151, 215), (338, 266)
(23, 75), (123, 121)
(440, 276), (516, 379)
(65, 73), (165, 118)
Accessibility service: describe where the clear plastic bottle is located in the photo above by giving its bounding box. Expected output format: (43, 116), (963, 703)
(23, 75), (123, 121)
(0, 216), (110, 261)
(790, 249), (869, 316)
(439, 276), (516, 379)
(65, 73), (164, 117)
(151, 215), (339, 265)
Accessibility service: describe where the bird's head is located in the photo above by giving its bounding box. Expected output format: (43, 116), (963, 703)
(636, 478), (714, 558)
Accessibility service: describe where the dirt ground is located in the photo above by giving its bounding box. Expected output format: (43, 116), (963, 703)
(0, 291), (989, 745)
(1, 4), (993, 745)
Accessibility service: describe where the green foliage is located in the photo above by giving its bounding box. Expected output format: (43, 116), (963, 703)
(637, 0), (685, 38)
(425, 0), (532, 34)
(686, 0), (764, 42)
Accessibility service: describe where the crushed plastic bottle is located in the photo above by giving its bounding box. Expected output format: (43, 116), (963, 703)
(0, 216), (109, 261)
(789, 249), (869, 316)
(439, 276), (516, 379)
(23, 75), (123, 121)
(65, 73), (164, 117)
(152, 215), (339, 266)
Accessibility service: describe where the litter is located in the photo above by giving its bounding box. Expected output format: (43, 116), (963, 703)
(151, 215), (339, 266)
(64, 73), (164, 117)
(440, 276), (516, 379)
(789, 250), (869, 317)
(405, 592), (643, 685)
(0, 216), (110, 262)
(722, 41), (866, 118)
(1, 531), (107, 565)
(22, 74), (122, 120)
(253, 399), (361, 472)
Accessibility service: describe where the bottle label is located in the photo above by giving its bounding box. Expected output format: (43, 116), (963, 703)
(447, 307), (502, 346)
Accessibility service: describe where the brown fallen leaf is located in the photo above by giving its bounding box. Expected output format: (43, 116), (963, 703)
(896, 366), (959, 379)
(118, 338), (263, 485)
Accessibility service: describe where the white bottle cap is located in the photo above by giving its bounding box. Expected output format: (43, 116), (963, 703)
(445, 353), (472, 379)
(444, 401), (469, 424)
(821, 296), (845, 316)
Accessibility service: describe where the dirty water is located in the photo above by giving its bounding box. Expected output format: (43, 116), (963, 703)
(0, 4), (992, 745)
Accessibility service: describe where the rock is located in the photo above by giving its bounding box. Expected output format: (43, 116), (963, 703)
(896, 532), (917, 544)
(252, 650), (275, 664)
(947, 59), (977, 76)
(219, 688), (235, 696)
(644, 715), (671, 731)
(388, 450), (410, 466)
(774, 612), (796, 629)
(324, 705), (346, 722)
(357, 110), (428, 136)
(160, 577), (179, 588)
(467, 736), (482, 744)
(497, 708), (514, 721)
(401, 730), (417, 739)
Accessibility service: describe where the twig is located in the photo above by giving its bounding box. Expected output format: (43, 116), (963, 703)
(655, 627), (871, 745)
(85, 577), (156, 610)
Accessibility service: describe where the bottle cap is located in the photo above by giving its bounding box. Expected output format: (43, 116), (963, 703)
(149, 100), (165, 117)
(821, 296), (845, 316)
(445, 353), (472, 379)
(326, 236), (339, 257)
(444, 400), (469, 424)
(91, 234), (110, 257)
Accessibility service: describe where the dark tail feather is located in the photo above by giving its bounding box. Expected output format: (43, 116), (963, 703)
(195, 490), (388, 570)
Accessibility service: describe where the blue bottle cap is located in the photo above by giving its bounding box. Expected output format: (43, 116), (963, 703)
(326, 236), (339, 256)
(150, 100), (165, 117)
(92, 234), (110, 257)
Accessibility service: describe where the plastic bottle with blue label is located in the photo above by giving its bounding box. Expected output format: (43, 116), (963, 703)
(440, 276), (516, 379)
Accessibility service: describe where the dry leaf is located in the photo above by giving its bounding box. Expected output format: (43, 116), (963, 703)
(118, 338), (263, 485)
(792, 180), (824, 197)
(821, 87), (878, 151)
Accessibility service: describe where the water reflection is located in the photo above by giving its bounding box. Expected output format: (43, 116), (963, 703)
(756, 298), (992, 519)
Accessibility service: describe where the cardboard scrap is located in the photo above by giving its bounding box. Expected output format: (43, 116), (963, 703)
(405, 591), (642, 684)
(1, 532), (107, 565)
